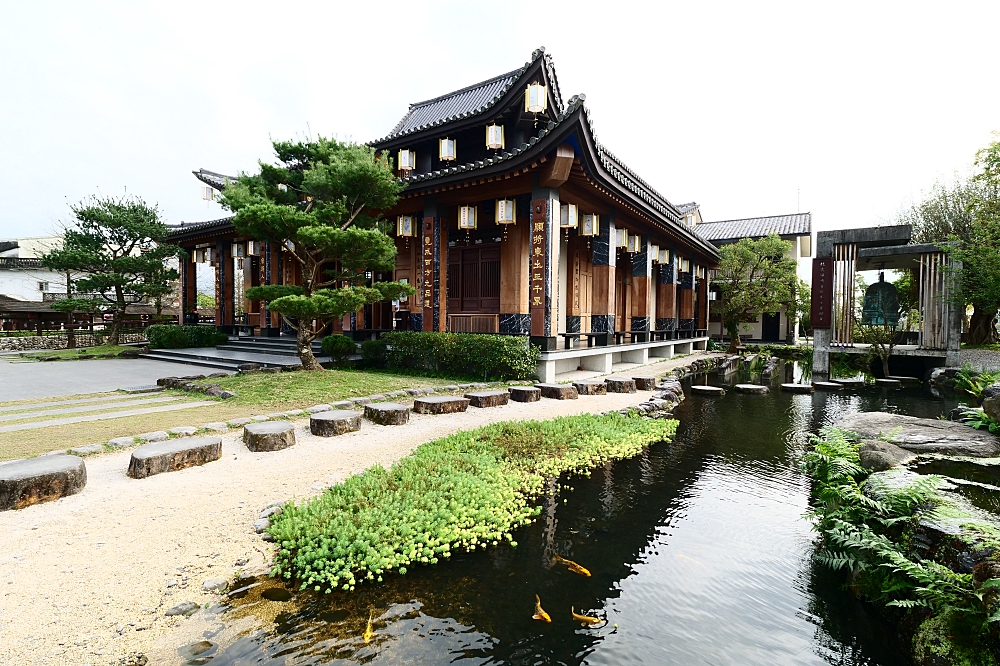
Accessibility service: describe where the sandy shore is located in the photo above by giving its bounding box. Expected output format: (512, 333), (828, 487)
(0, 357), (709, 665)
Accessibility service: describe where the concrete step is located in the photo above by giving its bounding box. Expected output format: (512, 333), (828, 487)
(141, 352), (247, 371)
(215, 344), (302, 357)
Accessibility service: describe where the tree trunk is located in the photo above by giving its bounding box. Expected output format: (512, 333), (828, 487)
(109, 287), (126, 346)
(66, 312), (76, 349)
(296, 322), (323, 371)
(725, 319), (740, 354)
(968, 304), (999, 346)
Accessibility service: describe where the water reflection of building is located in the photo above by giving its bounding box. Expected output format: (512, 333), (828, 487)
(167, 47), (720, 382)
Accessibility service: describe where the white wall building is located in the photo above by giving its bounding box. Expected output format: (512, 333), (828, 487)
(0, 237), (67, 301)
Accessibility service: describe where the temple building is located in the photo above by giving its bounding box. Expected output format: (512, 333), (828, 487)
(168, 48), (719, 380)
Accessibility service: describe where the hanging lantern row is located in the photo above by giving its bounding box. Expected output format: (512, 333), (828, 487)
(559, 203), (578, 229)
(398, 149), (416, 173)
(650, 244), (660, 262)
(439, 137), (456, 162)
(626, 233), (642, 254)
(193, 247), (214, 263)
(486, 124), (505, 150)
(615, 228), (628, 249)
(230, 241), (264, 258)
(678, 257), (691, 273)
(397, 215), (415, 237)
(459, 205), (477, 230)
(496, 199), (516, 225)
(580, 213), (599, 237)
(658, 248), (670, 265)
(525, 83), (547, 114)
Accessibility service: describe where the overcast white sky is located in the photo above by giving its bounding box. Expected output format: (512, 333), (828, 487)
(1, 1), (997, 243)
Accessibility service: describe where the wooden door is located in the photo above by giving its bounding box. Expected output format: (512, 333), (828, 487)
(447, 245), (500, 313)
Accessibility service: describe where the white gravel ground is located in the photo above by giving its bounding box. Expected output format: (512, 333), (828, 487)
(0, 355), (712, 666)
(960, 348), (1000, 373)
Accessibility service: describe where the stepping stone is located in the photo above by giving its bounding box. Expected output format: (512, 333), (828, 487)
(889, 376), (921, 384)
(414, 396), (470, 414)
(632, 376), (657, 391)
(169, 426), (198, 436)
(310, 410), (362, 437)
(831, 378), (865, 385)
(138, 431), (169, 443)
(605, 378), (637, 394)
(365, 403), (409, 425)
(0, 455), (87, 510)
(351, 398), (371, 406)
(283, 409), (305, 417)
(228, 417), (250, 427)
(734, 384), (769, 394)
(536, 383), (579, 400)
(127, 437), (222, 479)
(465, 390), (510, 408)
(367, 395), (386, 402)
(243, 422), (296, 452)
(332, 401), (354, 409)
(306, 404), (332, 414)
(250, 415), (270, 422)
(203, 422), (229, 432)
(812, 381), (844, 390)
(691, 385), (725, 396)
(108, 436), (135, 448)
(70, 444), (104, 455)
(573, 380), (608, 396)
(781, 383), (815, 394)
(509, 386), (541, 402)
(875, 378), (901, 388)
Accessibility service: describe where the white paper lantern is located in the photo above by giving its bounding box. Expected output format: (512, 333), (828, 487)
(580, 213), (599, 237)
(525, 83), (547, 113)
(495, 199), (516, 225)
(486, 124), (504, 150)
(439, 138), (456, 162)
(397, 215), (415, 237)
(615, 227), (628, 248)
(559, 203), (578, 229)
(627, 233), (642, 253)
(459, 206), (477, 230)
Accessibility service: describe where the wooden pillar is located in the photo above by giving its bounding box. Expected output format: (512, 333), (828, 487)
(529, 184), (559, 350)
(181, 252), (196, 325)
(655, 255), (677, 333)
(678, 263), (694, 333)
(697, 268), (709, 331)
(590, 210), (616, 334)
(500, 215), (530, 334)
(629, 234), (652, 333)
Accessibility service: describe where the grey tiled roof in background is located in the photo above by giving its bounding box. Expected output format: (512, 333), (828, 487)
(166, 217), (234, 236)
(676, 202), (699, 215)
(193, 169), (237, 191)
(694, 213), (812, 242)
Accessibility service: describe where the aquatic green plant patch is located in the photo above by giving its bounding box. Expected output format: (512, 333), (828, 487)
(268, 413), (677, 593)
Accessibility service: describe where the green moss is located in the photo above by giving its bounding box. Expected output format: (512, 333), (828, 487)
(913, 610), (997, 666)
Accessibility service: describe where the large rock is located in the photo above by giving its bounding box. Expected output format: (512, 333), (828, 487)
(0, 455), (87, 510)
(509, 386), (541, 402)
(310, 410), (362, 437)
(780, 383), (814, 394)
(364, 402), (409, 425)
(243, 422), (296, 452)
(413, 396), (469, 414)
(836, 412), (1000, 457)
(858, 439), (916, 471)
(982, 381), (1000, 422)
(573, 380), (607, 396)
(605, 378), (636, 394)
(536, 383), (579, 400)
(127, 437), (222, 479)
(465, 390), (510, 408)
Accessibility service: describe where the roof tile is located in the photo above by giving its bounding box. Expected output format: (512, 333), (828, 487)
(694, 213), (812, 242)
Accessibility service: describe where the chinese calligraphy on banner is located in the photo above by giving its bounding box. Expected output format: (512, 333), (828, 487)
(530, 200), (547, 336)
(422, 217), (435, 329)
(811, 257), (833, 328)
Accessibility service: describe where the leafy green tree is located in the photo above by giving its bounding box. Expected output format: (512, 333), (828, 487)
(196, 293), (215, 309)
(40, 196), (181, 345)
(220, 136), (413, 370)
(714, 234), (797, 353)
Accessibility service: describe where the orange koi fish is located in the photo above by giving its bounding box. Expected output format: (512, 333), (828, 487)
(532, 594), (551, 623)
(363, 611), (375, 643)
(571, 607), (602, 626)
(554, 554), (591, 577)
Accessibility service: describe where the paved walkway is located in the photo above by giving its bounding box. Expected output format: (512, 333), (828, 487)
(0, 358), (227, 401)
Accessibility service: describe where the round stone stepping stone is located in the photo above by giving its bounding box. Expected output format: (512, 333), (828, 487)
(781, 383), (815, 394)
(632, 376), (657, 391)
(691, 385), (725, 396)
(127, 437), (222, 479)
(364, 402), (409, 425)
(465, 390), (510, 408)
(169, 426), (198, 436)
(734, 384), (769, 394)
(310, 410), (362, 437)
(0, 455), (87, 510)
(889, 376), (921, 384)
(509, 386), (541, 402)
(573, 380), (608, 396)
(875, 378), (901, 388)
(812, 381), (844, 390)
(138, 431), (169, 443)
(536, 383), (579, 400)
(831, 378), (865, 385)
(606, 378), (637, 394)
(243, 422), (296, 452)
(413, 396), (470, 414)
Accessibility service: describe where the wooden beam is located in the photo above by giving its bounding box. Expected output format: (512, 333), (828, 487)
(538, 143), (575, 188)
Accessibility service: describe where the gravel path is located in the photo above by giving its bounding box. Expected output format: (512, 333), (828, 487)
(959, 348), (1000, 373)
(0, 354), (715, 666)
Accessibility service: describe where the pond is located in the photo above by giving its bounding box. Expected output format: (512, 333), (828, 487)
(197, 365), (975, 665)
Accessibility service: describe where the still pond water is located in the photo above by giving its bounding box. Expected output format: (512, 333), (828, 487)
(202, 367), (973, 665)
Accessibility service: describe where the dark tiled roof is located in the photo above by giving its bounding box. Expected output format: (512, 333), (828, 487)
(166, 217), (234, 237)
(193, 169), (237, 190)
(676, 202), (699, 215)
(695, 213), (812, 242)
(374, 47), (563, 143)
(0, 295), (53, 313)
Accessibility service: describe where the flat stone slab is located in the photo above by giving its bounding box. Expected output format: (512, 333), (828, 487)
(632, 376), (657, 391)
(464, 390), (510, 408)
(413, 396), (470, 414)
(127, 437), (222, 479)
(202, 422), (229, 432)
(509, 386), (541, 402)
(0, 455), (87, 510)
(138, 430), (169, 443)
(605, 378), (637, 394)
(243, 422), (296, 452)
(169, 426), (198, 436)
(573, 380), (608, 396)
(310, 410), (362, 437)
(70, 444), (104, 455)
(781, 383), (815, 394)
(812, 381), (844, 390)
(831, 378), (866, 385)
(835, 412), (1000, 457)
(108, 436), (135, 448)
(874, 378), (901, 387)
(536, 383), (579, 400)
(889, 376), (921, 384)
(365, 402), (409, 425)
(734, 384), (769, 394)
(691, 385), (725, 396)
(306, 404), (332, 414)
(332, 401), (354, 409)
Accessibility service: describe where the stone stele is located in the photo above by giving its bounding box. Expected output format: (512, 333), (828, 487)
(0, 455), (87, 510)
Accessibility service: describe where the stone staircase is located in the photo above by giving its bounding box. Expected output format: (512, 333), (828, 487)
(141, 336), (329, 372)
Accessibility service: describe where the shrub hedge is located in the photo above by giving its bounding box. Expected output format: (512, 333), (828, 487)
(268, 413), (678, 593)
(361, 331), (540, 380)
(146, 324), (228, 349)
(321, 334), (358, 362)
